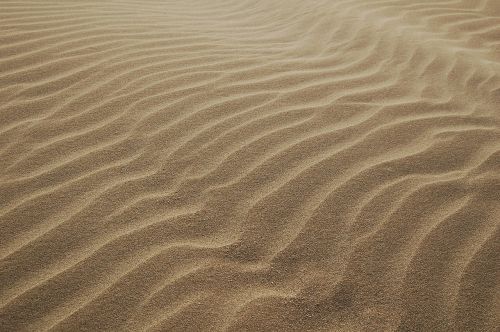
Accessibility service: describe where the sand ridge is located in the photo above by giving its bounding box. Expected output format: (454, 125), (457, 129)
(0, 0), (499, 331)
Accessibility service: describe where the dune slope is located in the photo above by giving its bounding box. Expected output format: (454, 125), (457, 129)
(1, 0), (499, 331)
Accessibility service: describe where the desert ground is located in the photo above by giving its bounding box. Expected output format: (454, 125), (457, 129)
(0, 0), (499, 331)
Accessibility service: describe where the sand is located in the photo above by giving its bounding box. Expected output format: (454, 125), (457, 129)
(0, 0), (499, 331)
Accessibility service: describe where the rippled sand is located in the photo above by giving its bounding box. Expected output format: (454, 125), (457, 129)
(1, 0), (499, 331)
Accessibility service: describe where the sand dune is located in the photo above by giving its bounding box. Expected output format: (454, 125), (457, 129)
(1, 0), (499, 331)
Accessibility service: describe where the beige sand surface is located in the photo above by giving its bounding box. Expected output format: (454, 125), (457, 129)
(1, 0), (499, 331)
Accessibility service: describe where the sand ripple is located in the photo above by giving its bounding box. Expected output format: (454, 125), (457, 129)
(1, 0), (499, 331)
